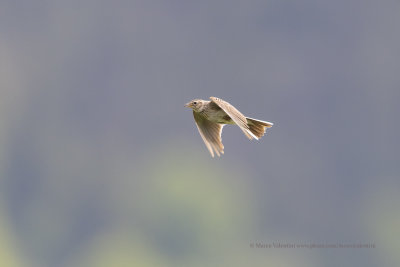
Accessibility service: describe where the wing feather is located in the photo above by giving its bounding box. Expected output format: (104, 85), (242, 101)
(210, 97), (257, 140)
(193, 111), (224, 157)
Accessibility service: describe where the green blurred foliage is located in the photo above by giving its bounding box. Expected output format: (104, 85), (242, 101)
(363, 178), (400, 267)
(0, 205), (26, 267)
(74, 145), (253, 266)
(61, 145), (315, 267)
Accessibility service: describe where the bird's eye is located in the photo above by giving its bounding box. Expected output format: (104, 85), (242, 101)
(193, 101), (197, 105)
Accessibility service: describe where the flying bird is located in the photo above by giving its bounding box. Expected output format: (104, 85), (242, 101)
(185, 96), (273, 157)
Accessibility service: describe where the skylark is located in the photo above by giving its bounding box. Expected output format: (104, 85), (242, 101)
(185, 96), (273, 157)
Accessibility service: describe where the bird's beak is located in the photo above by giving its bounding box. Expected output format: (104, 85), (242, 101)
(184, 102), (192, 108)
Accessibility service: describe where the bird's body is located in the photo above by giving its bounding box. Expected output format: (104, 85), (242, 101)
(185, 97), (273, 157)
(197, 101), (235, 124)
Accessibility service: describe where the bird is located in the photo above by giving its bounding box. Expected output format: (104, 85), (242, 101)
(185, 96), (273, 157)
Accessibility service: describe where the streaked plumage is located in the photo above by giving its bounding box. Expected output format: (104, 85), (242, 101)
(185, 96), (273, 157)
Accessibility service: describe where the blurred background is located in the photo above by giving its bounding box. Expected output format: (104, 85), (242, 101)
(1, 0), (399, 266)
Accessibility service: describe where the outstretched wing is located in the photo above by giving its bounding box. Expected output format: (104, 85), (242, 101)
(193, 111), (224, 157)
(209, 97), (257, 140)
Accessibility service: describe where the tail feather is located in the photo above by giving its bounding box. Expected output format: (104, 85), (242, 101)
(246, 117), (273, 139)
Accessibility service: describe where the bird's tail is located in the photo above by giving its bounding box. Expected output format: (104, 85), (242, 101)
(246, 117), (273, 139)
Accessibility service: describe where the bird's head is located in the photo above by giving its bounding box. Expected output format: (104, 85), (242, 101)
(185, 99), (205, 112)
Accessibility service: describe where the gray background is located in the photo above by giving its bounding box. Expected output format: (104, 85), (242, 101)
(1, 0), (399, 266)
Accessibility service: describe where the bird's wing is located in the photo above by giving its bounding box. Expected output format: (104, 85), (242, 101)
(193, 111), (224, 157)
(209, 97), (257, 140)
